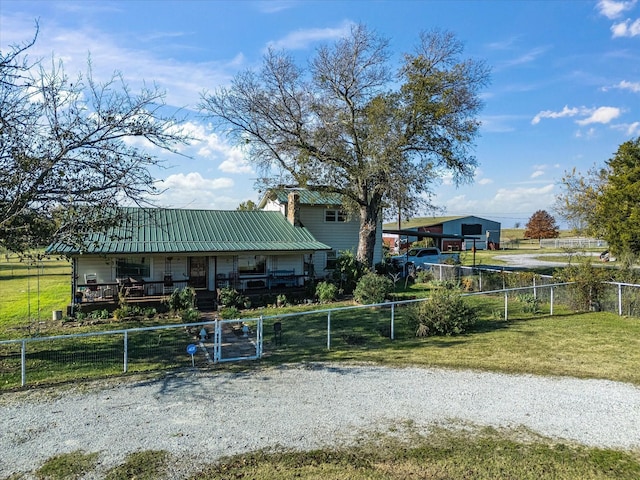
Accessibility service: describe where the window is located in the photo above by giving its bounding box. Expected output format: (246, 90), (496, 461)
(116, 257), (150, 278)
(325, 209), (346, 222)
(238, 255), (266, 275)
(461, 223), (482, 236)
(325, 250), (337, 269)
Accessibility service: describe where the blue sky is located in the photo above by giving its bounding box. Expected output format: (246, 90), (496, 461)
(2, 0), (639, 228)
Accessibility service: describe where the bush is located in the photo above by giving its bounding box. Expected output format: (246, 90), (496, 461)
(553, 258), (609, 311)
(331, 250), (366, 294)
(166, 287), (196, 312)
(415, 269), (433, 284)
(353, 272), (393, 305)
(517, 293), (540, 314)
(316, 281), (338, 303)
(180, 307), (200, 323)
(88, 309), (110, 320)
(219, 306), (240, 319)
(218, 287), (245, 308)
(407, 288), (478, 337)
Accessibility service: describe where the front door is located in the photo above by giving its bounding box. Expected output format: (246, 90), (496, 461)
(189, 257), (207, 289)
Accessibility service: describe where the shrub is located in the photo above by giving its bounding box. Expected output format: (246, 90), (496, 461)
(180, 307), (200, 323)
(219, 306), (240, 319)
(353, 272), (393, 305)
(517, 293), (540, 314)
(415, 269), (433, 284)
(88, 309), (110, 320)
(276, 294), (288, 307)
(166, 287), (196, 312)
(407, 288), (478, 337)
(218, 287), (244, 308)
(331, 250), (366, 294)
(316, 281), (338, 303)
(553, 258), (609, 311)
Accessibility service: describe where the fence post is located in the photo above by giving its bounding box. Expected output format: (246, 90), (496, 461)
(258, 316), (263, 357)
(618, 284), (623, 316)
(327, 311), (331, 350)
(479, 269), (483, 292)
(504, 291), (508, 321)
(213, 320), (220, 363)
(21, 340), (26, 387)
(123, 331), (128, 373)
(550, 286), (554, 316)
(390, 304), (395, 340)
(533, 277), (537, 299)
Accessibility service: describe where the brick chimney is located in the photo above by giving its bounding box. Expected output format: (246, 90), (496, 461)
(287, 191), (301, 227)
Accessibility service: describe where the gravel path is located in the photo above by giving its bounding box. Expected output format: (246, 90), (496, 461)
(2, 363), (640, 478)
(492, 251), (603, 268)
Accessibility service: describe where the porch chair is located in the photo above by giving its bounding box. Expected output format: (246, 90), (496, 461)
(84, 273), (98, 300)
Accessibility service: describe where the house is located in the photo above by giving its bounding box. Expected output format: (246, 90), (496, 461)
(47, 207), (331, 306)
(383, 215), (501, 252)
(259, 188), (384, 275)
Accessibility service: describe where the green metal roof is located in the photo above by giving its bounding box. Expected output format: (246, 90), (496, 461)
(259, 188), (344, 208)
(48, 207), (331, 255)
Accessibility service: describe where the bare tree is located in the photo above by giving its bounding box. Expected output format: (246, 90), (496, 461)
(0, 30), (189, 253)
(200, 25), (489, 267)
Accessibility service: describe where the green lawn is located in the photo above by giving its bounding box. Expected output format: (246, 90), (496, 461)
(5, 249), (640, 480)
(0, 253), (70, 336)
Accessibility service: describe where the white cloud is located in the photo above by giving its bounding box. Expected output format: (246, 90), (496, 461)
(442, 194), (479, 213)
(0, 15), (237, 109)
(531, 105), (580, 125)
(157, 172), (236, 209)
(626, 122), (640, 135)
(611, 17), (640, 36)
(575, 127), (598, 139)
(256, 1), (298, 13)
(597, 0), (637, 19)
(266, 21), (353, 50)
(532, 105), (621, 126)
(616, 80), (640, 92)
(531, 170), (545, 179)
(500, 46), (550, 68)
(576, 106), (621, 125)
(489, 184), (556, 214)
(478, 178), (493, 185)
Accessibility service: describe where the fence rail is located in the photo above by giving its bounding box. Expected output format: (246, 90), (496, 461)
(2, 274), (640, 389)
(539, 237), (608, 249)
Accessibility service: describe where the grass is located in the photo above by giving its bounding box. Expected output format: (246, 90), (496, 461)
(0, 253), (70, 336)
(190, 427), (640, 480)
(30, 427), (640, 479)
(4, 249), (640, 479)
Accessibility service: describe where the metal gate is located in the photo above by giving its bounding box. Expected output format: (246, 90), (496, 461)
(213, 317), (263, 363)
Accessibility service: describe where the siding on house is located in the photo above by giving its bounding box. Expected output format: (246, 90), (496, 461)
(260, 188), (384, 275)
(48, 207), (331, 300)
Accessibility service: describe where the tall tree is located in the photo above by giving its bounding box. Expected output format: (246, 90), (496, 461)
(524, 210), (559, 241)
(554, 165), (607, 235)
(200, 25), (489, 267)
(592, 137), (640, 256)
(0, 31), (189, 253)
(556, 137), (640, 257)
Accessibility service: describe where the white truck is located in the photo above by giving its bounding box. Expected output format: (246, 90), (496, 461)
(391, 247), (460, 274)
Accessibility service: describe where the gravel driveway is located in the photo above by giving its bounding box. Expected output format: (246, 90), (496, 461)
(2, 363), (640, 478)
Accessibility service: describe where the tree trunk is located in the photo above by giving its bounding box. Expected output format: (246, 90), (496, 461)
(357, 202), (380, 268)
